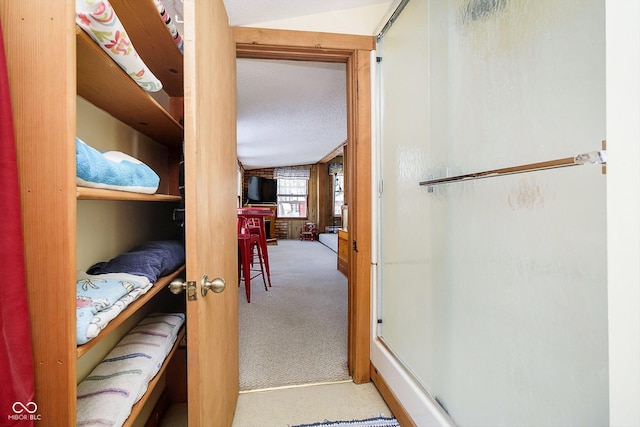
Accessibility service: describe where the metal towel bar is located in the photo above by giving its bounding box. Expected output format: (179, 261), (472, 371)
(419, 150), (607, 187)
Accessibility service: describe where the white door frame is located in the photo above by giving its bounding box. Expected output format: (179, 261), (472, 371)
(605, 1), (640, 425)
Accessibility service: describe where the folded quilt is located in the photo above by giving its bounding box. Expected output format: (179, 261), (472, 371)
(154, 0), (184, 53)
(76, 271), (153, 345)
(87, 240), (185, 283)
(77, 312), (185, 427)
(76, 0), (163, 92)
(76, 138), (160, 194)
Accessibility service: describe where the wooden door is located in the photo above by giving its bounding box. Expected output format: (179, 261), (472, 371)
(183, 0), (239, 425)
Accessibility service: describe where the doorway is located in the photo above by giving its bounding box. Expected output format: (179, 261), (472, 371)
(234, 27), (374, 384)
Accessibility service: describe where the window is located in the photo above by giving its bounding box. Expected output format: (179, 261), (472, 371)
(277, 178), (308, 218)
(333, 173), (344, 216)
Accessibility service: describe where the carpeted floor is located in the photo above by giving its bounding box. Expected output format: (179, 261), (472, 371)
(238, 239), (350, 391)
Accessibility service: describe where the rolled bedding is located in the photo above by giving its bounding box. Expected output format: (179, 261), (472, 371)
(87, 240), (185, 283)
(76, 137), (160, 194)
(76, 271), (152, 345)
(154, 0), (184, 53)
(76, 0), (163, 92)
(76, 312), (185, 427)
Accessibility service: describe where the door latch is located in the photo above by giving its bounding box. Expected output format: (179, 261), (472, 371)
(186, 281), (197, 300)
(168, 279), (198, 301)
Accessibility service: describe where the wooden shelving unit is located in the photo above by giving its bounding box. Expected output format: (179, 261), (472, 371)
(77, 187), (182, 202)
(76, 28), (183, 147)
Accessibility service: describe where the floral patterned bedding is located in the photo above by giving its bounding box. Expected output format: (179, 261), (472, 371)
(76, 0), (163, 92)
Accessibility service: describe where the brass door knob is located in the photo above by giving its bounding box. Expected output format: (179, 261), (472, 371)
(201, 275), (226, 296)
(169, 279), (186, 294)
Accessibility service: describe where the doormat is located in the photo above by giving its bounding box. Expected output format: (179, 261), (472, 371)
(293, 416), (400, 427)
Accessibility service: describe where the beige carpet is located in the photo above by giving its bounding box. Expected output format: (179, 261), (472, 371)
(238, 239), (350, 391)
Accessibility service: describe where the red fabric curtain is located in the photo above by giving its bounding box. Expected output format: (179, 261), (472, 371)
(0, 20), (36, 427)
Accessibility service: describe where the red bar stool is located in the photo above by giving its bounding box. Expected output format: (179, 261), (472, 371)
(238, 216), (267, 303)
(246, 217), (272, 288)
(237, 208), (273, 288)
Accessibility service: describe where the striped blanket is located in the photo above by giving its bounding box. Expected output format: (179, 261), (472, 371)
(77, 313), (185, 427)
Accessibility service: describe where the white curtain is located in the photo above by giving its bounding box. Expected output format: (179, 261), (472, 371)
(274, 166), (310, 179)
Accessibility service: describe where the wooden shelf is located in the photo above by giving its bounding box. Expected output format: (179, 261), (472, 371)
(76, 27), (183, 147)
(77, 266), (186, 358)
(77, 187), (182, 202)
(109, 0), (184, 97)
(122, 327), (186, 427)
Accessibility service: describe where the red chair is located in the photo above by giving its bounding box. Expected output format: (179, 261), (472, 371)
(299, 222), (318, 241)
(245, 216), (272, 288)
(238, 216), (267, 303)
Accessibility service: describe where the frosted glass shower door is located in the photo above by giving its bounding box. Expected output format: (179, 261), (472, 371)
(376, 0), (608, 425)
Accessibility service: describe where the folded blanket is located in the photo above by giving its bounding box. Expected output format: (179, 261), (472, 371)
(76, 138), (160, 194)
(87, 240), (185, 283)
(154, 0), (184, 53)
(76, 271), (153, 345)
(76, 0), (163, 92)
(77, 313), (185, 427)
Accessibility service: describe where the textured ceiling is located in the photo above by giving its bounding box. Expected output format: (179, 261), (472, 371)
(236, 59), (347, 170)
(223, 0), (387, 26)
(162, 0), (388, 169)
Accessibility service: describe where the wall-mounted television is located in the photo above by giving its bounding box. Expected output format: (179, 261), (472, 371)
(247, 176), (277, 204)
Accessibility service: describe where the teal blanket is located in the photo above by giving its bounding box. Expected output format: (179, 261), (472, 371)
(76, 137), (160, 194)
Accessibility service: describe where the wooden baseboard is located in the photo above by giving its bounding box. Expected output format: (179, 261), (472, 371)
(371, 363), (416, 427)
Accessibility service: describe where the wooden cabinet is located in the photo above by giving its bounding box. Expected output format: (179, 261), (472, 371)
(2, 0), (238, 425)
(338, 229), (349, 275)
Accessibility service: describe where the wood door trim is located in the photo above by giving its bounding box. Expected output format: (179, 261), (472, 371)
(234, 27), (375, 54)
(233, 27), (373, 383)
(347, 49), (373, 383)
